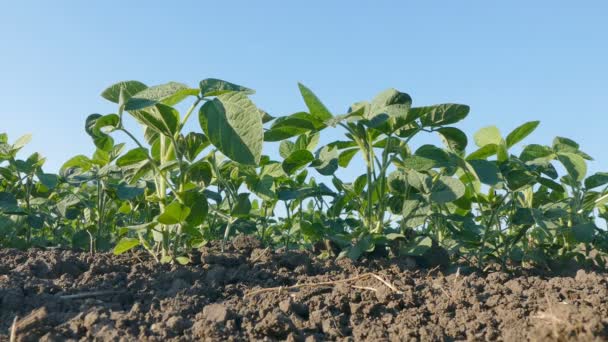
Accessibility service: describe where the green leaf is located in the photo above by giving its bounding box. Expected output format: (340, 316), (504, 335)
(116, 182), (145, 200)
(176, 256), (191, 265)
(553, 136), (579, 152)
(520, 144), (555, 164)
(182, 191), (208, 226)
(130, 103), (180, 137)
(387, 170), (408, 194)
(117, 148), (149, 167)
(311, 145), (339, 176)
(85, 114), (115, 151)
(13, 134), (32, 150)
(113, 238), (140, 255)
(232, 193), (251, 217)
(264, 127), (308, 142)
(282, 150), (314, 175)
(261, 162), (286, 178)
(187, 160), (213, 185)
(56, 194), (80, 218)
(400, 146), (449, 171)
(506, 121), (539, 148)
(158, 201), (191, 225)
(199, 78), (253, 97)
(468, 160), (501, 186)
(37, 173), (59, 190)
(585, 172), (608, 189)
(369, 88), (413, 122)
(538, 177), (565, 192)
(101, 81), (148, 103)
(557, 152), (587, 182)
(400, 236), (433, 256)
(406, 170), (432, 193)
(401, 156), (437, 171)
(343, 235), (373, 260)
(199, 92), (264, 165)
(416, 104), (470, 127)
(436, 127), (468, 152)
(338, 148), (359, 168)
(0, 192), (19, 213)
(295, 132), (320, 152)
(571, 222), (595, 243)
(298, 83), (333, 121)
(61, 155), (93, 173)
(273, 112), (323, 130)
(466, 144), (498, 160)
(430, 176), (465, 203)
(504, 169), (536, 191)
(474, 126), (502, 147)
(181, 132), (209, 162)
(253, 175), (276, 201)
(125, 82), (198, 110)
(94, 114), (120, 133)
(279, 141), (295, 159)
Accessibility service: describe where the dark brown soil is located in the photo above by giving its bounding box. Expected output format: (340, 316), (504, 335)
(1, 236), (607, 341)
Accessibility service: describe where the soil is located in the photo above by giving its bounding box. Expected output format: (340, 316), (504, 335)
(1, 236), (607, 341)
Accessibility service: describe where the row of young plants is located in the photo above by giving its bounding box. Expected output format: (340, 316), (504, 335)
(1, 79), (607, 269)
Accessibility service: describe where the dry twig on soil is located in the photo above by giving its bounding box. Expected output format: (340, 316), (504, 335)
(12, 307), (48, 336)
(59, 290), (123, 300)
(245, 272), (402, 298)
(9, 316), (17, 342)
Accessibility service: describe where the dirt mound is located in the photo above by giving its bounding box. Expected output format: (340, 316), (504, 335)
(1, 240), (607, 341)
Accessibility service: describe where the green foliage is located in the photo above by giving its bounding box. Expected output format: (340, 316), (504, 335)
(1, 80), (606, 271)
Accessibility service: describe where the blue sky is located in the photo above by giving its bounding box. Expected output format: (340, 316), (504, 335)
(1, 1), (607, 179)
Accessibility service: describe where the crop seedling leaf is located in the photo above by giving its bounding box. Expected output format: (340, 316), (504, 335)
(298, 83), (333, 121)
(125, 82), (198, 110)
(553, 136), (579, 153)
(113, 238), (141, 255)
(466, 144), (498, 160)
(520, 144), (555, 164)
(282, 150), (314, 175)
(338, 148), (359, 168)
(0, 192), (19, 213)
(557, 152), (587, 182)
(37, 173), (59, 190)
(436, 127), (468, 152)
(232, 193), (252, 217)
(116, 182), (146, 200)
(474, 126), (502, 147)
(585, 172), (608, 189)
(415, 104), (470, 127)
(61, 155), (93, 173)
(279, 141), (296, 159)
(182, 191), (208, 226)
(430, 176), (466, 204)
(94, 114), (120, 133)
(312, 145), (339, 176)
(369, 88), (413, 129)
(199, 78), (253, 97)
(101, 81), (148, 103)
(13, 134), (32, 150)
(406, 170), (432, 193)
(571, 222), (596, 243)
(199, 92), (263, 165)
(400, 236), (433, 256)
(117, 148), (149, 167)
(181, 132), (210, 162)
(506, 121), (539, 148)
(158, 201), (191, 225)
(130, 104), (180, 137)
(468, 160), (501, 186)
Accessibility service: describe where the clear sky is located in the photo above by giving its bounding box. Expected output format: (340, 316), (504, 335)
(1, 1), (607, 178)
